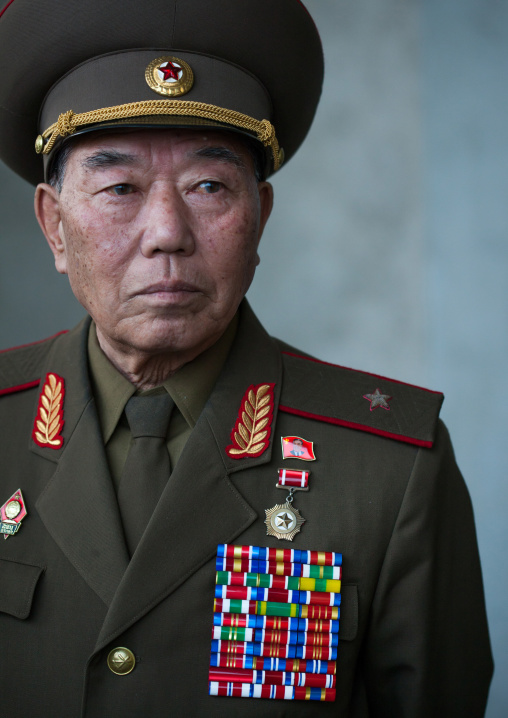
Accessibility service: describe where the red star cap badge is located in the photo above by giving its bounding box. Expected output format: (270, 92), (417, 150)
(159, 61), (181, 81)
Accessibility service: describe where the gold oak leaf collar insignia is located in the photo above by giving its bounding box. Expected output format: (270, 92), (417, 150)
(226, 383), (275, 459)
(32, 372), (65, 449)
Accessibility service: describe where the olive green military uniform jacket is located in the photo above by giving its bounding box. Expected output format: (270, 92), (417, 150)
(0, 302), (492, 717)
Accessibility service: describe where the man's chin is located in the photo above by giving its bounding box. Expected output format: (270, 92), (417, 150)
(99, 314), (221, 359)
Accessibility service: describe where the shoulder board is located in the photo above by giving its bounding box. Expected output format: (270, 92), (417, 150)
(0, 331), (68, 397)
(279, 351), (444, 448)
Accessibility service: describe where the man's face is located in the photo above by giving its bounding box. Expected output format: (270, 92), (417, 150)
(37, 129), (272, 362)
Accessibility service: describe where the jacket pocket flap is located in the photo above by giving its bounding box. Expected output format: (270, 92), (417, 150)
(339, 583), (358, 641)
(0, 558), (44, 619)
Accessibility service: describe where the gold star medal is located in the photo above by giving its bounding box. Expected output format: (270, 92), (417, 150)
(265, 488), (305, 541)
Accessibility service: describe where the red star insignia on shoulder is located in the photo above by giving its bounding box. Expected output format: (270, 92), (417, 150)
(363, 388), (391, 411)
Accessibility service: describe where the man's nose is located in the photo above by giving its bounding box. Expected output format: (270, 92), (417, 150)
(138, 185), (195, 257)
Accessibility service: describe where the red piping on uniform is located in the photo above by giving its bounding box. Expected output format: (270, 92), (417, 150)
(282, 351), (443, 396)
(0, 0), (16, 19)
(0, 379), (40, 397)
(279, 404), (433, 448)
(0, 329), (68, 354)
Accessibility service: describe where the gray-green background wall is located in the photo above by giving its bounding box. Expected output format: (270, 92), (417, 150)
(1, 1), (506, 713)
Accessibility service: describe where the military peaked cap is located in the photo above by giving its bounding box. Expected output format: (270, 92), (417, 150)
(0, 0), (323, 184)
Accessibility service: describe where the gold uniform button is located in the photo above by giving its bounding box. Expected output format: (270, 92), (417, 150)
(107, 647), (136, 675)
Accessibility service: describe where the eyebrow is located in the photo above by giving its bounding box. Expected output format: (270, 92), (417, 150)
(192, 146), (247, 170)
(81, 150), (138, 170)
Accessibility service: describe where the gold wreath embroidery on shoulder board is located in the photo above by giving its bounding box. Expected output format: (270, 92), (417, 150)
(226, 383), (275, 459)
(32, 373), (65, 449)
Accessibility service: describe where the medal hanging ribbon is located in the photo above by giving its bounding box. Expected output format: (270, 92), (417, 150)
(277, 469), (309, 491)
(264, 468), (312, 541)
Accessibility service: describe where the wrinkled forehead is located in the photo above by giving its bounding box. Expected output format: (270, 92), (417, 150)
(54, 127), (261, 186)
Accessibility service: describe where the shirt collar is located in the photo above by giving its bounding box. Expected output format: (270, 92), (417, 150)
(87, 315), (238, 443)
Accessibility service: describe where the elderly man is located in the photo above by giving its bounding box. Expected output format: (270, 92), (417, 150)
(0, 0), (492, 716)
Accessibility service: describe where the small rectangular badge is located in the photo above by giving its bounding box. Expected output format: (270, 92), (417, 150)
(277, 469), (309, 490)
(281, 436), (315, 461)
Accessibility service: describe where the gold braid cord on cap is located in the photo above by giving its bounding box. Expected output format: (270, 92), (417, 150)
(36, 100), (283, 171)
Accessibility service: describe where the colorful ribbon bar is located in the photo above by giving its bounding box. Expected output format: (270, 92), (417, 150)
(210, 545), (341, 703)
(211, 639), (337, 661)
(216, 557), (342, 580)
(277, 469), (309, 489)
(209, 682), (336, 701)
(214, 598), (340, 620)
(216, 570), (341, 594)
(212, 626), (339, 647)
(215, 585), (342, 607)
(213, 612), (339, 634)
(217, 544), (342, 566)
(210, 654), (337, 675)
(209, 667), (335, 688)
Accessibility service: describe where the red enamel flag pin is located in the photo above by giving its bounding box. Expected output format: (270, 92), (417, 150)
(281, 436), (315, 461)
(0, 489), (27, 539)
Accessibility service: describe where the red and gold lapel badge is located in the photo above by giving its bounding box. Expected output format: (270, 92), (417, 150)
(1, 489), (27, 539)
(281, 436), (316, 461)
(226, 383), (275, 459)
(32, 372), (65, 449)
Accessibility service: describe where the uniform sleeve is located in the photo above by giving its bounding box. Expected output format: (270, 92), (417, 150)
(361, 420), (493, 717)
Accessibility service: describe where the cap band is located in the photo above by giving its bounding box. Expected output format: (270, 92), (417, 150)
(36, 99), (282, 171)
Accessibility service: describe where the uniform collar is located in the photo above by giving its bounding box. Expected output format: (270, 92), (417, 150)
(87, 314), (239, 442)
(31, 300), (281, 613)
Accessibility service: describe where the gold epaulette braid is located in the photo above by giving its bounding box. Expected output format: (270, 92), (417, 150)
(36, 100), (282, 171)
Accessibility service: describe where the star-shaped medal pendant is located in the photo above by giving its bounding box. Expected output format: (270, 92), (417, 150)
(265, 501), (306, 541)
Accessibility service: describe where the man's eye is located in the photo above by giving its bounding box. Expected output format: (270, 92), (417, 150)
(197, 180), (222, 194)
(109, 184), (133, 196)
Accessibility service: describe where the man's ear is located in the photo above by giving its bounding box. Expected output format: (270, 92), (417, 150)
(34, 183), (68, 275)
(257, 181), (274, 241)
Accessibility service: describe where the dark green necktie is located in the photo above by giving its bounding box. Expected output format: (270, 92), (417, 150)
(117, 393), (174, 556)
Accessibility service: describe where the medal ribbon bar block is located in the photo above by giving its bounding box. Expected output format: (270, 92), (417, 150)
(211, 639), (338, 660)
(215, 585), (342, 606)
(216, 557), (342, 579)
(209, 667), (335, 688)
(209, 544), (341, 702)
(210, 683), (336, 701)
(212, 626), (339, 647)
(217, 543), (342, 566)
(213, 613), (340, 634)
(214, 598), (339, 620)
(216, 570), (341, 593)
(210, 654), (337, 675)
